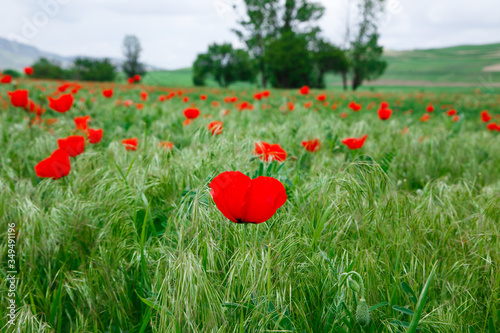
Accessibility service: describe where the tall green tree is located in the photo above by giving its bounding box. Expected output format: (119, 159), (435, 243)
(311, 39), (350, 89)
(348, 0), (387, 90)
(233, 0), (278, 88)
(193, 43), (256, 88)
(265, 31), (311, 89)
(122, 35), (146, 79)
(233, 0), (324, 88)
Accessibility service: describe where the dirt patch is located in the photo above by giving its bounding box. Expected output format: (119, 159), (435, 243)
(483, 64), (500, 72)
(330, 79), (500, 87)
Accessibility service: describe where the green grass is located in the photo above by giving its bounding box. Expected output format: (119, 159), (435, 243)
(0, 81), (500, 332)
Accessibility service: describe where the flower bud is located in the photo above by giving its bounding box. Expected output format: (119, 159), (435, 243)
(356, 298), (370, 327)
(348, 277), (360, 293)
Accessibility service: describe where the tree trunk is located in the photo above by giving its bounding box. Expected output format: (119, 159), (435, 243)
(352, 70), (361, 91)
(260, 58), (267, 88)
(341, 71), (348, 91)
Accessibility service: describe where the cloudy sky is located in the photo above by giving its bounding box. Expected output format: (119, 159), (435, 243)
(2, 0), (500, 69)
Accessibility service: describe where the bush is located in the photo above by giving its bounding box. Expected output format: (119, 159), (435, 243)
(193, 43), (256, 87)
(31, 58), (69, 80)
(2, 69), (21, 78)
(72, 58), (116, 82)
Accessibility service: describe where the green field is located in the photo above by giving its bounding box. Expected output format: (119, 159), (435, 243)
(1, 80), (500, 332)
(140, 43), (500, 88)
(381, 43), (500, 83)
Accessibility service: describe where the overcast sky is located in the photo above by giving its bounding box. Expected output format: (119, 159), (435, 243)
(2, 0), (500, 69)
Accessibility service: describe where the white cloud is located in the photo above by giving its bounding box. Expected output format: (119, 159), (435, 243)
(1, 0), (499, 68)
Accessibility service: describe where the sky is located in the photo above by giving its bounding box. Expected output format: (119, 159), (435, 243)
(2, 0), (500, 69)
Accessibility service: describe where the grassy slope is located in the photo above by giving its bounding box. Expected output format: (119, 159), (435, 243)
(380, 43), (500, 83)
(0, 81), (499, 332)
(143, 43), (500, 88)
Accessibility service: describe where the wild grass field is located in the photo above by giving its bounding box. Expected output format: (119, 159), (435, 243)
(0, 79), (500, 332)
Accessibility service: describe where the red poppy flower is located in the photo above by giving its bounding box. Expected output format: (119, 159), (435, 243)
(446, 109), (457, 116)
(1, 75), (12, 84)
(102, 89), (113, 98)
(426, 103), (434, 113)
(140, 91), (148, 101)
(208, 121), (223, 135)
(287, 101), (295, 111)
(200, 94), (207, 101)
(302, 138), (321, 152)
(158, 141), (173, 150)
(124, 100), (133, 107)
(57, 83), (70, 92)
(317, 94), (326, 102)
(209, 171), (287, 224)
(452, 115), (460, 122)
(223, 96), (237, 103)
(380, 101), (389, 108)
(74, 115), (91, 130)
(86, 128), (103, 144)
(48, 93), (74, 113)
(133, 74), (141, 82)
(378, 107), (393, 120)
(253, 92), (263, 100)
(348, 101), (362, 112)
(24, 67), (34, 76)
(299, 86), (309, 95)
(341, 134), (368, 150)
(340, 112), (347, 118)
(136, 103), (144, 110)
(58, 135), (85, 157)
(184, 107), (200, 120)
(127, 77), (134, 84)
(420, 114), (431, 122)
(481, 110), (492, 123)
(7, 90), (29, 108)
(487, 122), (499, 131)
(262, 90), (270, 97)
(122, 138), (138, 151)
(35, 149), (71, 179)
(304, 101), (312, 108)
(253, 142), (287, 162)
(158, 95), (166, 102)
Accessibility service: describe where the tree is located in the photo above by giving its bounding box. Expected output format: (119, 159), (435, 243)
(122, 35), (146, 79)
(350, 33), (386, 90)
(233, 0), (278, 88)
(348, 0), (387, 90)
(310, 39), (350, 89)
(31, 58), (68, 80)
(265, 31), (311, 89)
(233, 0), (324, 88)
(193, 43), (256, 87)
(72, 58), (116, 82)
(2, 69), (21, 78)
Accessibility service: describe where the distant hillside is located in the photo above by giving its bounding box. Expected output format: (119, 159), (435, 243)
(381, 43), (500, 83)
(0, 36), (162, 72)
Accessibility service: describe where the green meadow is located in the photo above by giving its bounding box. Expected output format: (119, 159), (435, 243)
(0, 81), (499, 332)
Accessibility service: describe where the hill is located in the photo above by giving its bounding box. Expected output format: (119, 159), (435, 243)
(380, 43), (500, 83)
(0, 36), (162, 72)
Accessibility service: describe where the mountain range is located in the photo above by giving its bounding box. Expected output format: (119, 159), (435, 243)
(0, 36), (162, 72)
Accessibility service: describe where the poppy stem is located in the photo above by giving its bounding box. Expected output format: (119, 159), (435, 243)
(241, 223), (247, 253)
